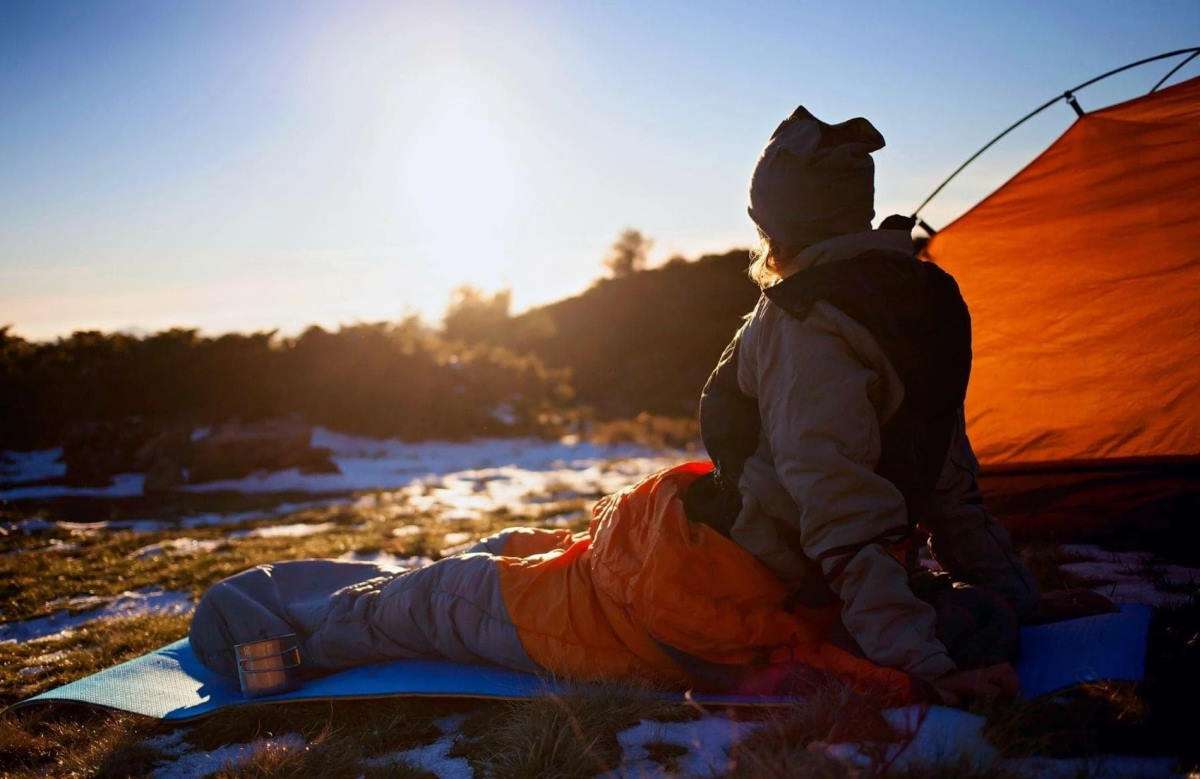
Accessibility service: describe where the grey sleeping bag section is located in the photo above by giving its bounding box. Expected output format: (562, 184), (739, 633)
(189, 555), (539, 678)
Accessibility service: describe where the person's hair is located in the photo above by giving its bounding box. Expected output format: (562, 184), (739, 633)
(747, 229), (799, 288)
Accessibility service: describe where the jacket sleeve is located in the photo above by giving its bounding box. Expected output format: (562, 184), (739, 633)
(923, 410), (1040, 617)
(749, 303), (956, 681)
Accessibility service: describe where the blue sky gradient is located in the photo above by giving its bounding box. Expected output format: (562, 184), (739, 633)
(3, 1), (1197, 338)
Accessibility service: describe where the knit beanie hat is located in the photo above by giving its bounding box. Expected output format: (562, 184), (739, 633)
(748, 106), (885, 251)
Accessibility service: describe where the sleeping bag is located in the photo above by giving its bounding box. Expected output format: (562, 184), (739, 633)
(190, 462), (924, 703)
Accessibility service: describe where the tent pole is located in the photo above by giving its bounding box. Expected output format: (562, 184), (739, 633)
(1064, 92), (1085, 117)
(1151, 50), (1200, 92)
(911, 46), (1200, 219)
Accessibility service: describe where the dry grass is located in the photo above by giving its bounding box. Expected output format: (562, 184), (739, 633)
(451, 684), (699, 778)
(2, 486), (1198, 777)
(1019, 542), (1090, 593)
(586, 413), (700, 451)
(642, 740), (689, 773)
(0, 707), (164, 778)
(187, 698), (461, 779)
(979, 682), (1148, 758)
(723, 681), (892, 778)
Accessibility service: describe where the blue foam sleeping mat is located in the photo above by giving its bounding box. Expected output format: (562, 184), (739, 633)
(8, 605), (1151, 721)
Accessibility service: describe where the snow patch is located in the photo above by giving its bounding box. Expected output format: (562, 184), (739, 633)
(0, 588), (193, 644)
(64, 518), (170, 534)
(1060, 545), (1156, 566)
(3, 433), (678, 550)
(148, 731), (305, 778)
(817, 706), (996, 773)
(883, 705), (997, 771)
(361, 738), (472, 779)
(180, 500), (340, 529)
(229, 522), (339, 539)
(1, 537), (80, 555)
(1058, 544), (1200, 609)
(1091, 581), (1193, 609)
(1061, 560), (1200, 588)
(3, 432), (677, 505)
(361, 714), (472, 779)
(397, 457), (675, 524)
(135, 538), (224, 558)
(28, 649), (70, 664)
(338, 550), (432, 568)
(182, 429), (677, 496)
(141, 730), (190, 759)
(0, 448), (66, 484)
(0, 473), (145, 501)
(609, 716), (761, 778)
(10, 499), (344, 537)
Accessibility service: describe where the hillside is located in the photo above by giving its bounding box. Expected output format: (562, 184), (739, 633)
(502, 250), (760, 418)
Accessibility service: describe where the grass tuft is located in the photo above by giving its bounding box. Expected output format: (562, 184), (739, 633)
(452, 685), (698, 778)
(724, 681), (892, 778)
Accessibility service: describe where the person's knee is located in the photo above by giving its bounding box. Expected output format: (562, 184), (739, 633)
(188, 565), (298, 677)
(464, 532), (511, 556)
(464, 526), (571, 557)
(189, 582), (241, 677)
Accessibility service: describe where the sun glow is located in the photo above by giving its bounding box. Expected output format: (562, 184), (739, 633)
(400, 84), (520, 277)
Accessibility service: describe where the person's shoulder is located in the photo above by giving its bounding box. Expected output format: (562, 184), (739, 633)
(746, 293), (855, 368)
(760, 293), (897, 377)
(757, 290), (841, 341)
(738, 293), (774, 339)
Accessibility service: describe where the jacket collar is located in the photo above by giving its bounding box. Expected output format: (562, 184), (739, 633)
(783, 229), (914, 277)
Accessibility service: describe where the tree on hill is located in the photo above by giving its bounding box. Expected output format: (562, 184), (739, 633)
(0, 317), (570, 450)
(603, 228), (653, 278)
(0, 247), (757, 450)
(442, 286), (512, 344)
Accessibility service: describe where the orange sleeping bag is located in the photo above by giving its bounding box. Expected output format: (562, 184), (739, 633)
(496, 462), (921, 702)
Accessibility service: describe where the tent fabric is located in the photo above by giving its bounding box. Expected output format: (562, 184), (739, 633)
(926, 75), (1200, 467)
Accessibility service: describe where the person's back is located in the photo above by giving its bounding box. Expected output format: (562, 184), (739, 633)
(688, 105), (1039, 702)
(732, 231), (1036, 675)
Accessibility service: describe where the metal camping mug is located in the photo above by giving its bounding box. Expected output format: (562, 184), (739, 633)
(234, 634), (303, 698)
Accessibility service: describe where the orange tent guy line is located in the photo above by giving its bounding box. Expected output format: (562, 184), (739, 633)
(926, 75), (1200, 467)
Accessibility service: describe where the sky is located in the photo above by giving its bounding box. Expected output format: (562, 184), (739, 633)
(2, 1), (1198, 340)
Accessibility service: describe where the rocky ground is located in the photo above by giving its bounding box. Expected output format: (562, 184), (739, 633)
(0, 433), (1197, 778)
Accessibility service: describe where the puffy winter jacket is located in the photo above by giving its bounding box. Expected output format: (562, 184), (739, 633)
(727, 228), (1037, 681)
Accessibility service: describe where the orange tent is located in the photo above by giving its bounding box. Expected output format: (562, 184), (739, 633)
(925, 75), (1200, 468)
